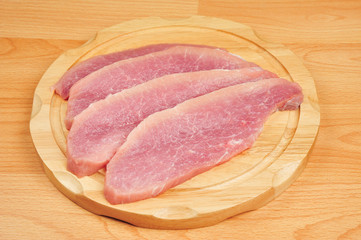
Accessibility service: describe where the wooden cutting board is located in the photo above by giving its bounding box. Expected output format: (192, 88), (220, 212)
(29, 16), (320, 229)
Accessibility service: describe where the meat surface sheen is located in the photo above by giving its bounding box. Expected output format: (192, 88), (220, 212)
(67, 68), (277, 177)
(65, 46), (257, 129)
(104, 78), (303, 204)
(52, 44), (207, 99)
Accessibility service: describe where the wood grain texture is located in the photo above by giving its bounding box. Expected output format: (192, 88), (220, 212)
(199, 0), (361, 44)
(0, 0), (198, 40)
(1, 0), (361, 238)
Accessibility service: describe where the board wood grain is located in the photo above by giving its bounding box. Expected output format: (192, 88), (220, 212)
(29, 16), (319, 229)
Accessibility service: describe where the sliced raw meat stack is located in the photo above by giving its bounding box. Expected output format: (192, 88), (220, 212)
(67, 67), (277, 177)
(52, 43), (215, 99)
(104, 78), (303, 204)
(65, 45), (257, 129)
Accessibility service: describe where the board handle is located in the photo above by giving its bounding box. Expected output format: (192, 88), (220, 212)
(53, 171), (84, 195)
(153, 206), (199, 220)
(31, 93), (42, 120)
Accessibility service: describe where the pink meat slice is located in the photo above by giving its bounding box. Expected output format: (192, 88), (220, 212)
(65, 46), (257, 129)
(104, 78), (303, 204)
(53, 43), (212, 99)
(67, 67), (277, 177)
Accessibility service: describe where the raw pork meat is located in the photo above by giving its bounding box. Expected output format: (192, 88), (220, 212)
(65, 46), (257, 129)
(67, 67), (277, 177)
(53, 44), (213, 99)
(104, 78), (303, 204)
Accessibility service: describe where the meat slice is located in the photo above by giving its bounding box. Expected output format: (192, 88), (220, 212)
(65, 46), (257, 129)
(53, 43), (211, 99)
(104, 78), (303, 204)
(67, 67), (277, 177)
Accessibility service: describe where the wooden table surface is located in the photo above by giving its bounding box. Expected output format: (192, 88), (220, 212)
(1, 1), (361, 239)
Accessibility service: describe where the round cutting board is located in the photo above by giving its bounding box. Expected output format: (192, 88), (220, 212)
(30, 16), (320, 229)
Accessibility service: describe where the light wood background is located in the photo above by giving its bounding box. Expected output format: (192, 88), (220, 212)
(1, 0), (360, 239)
